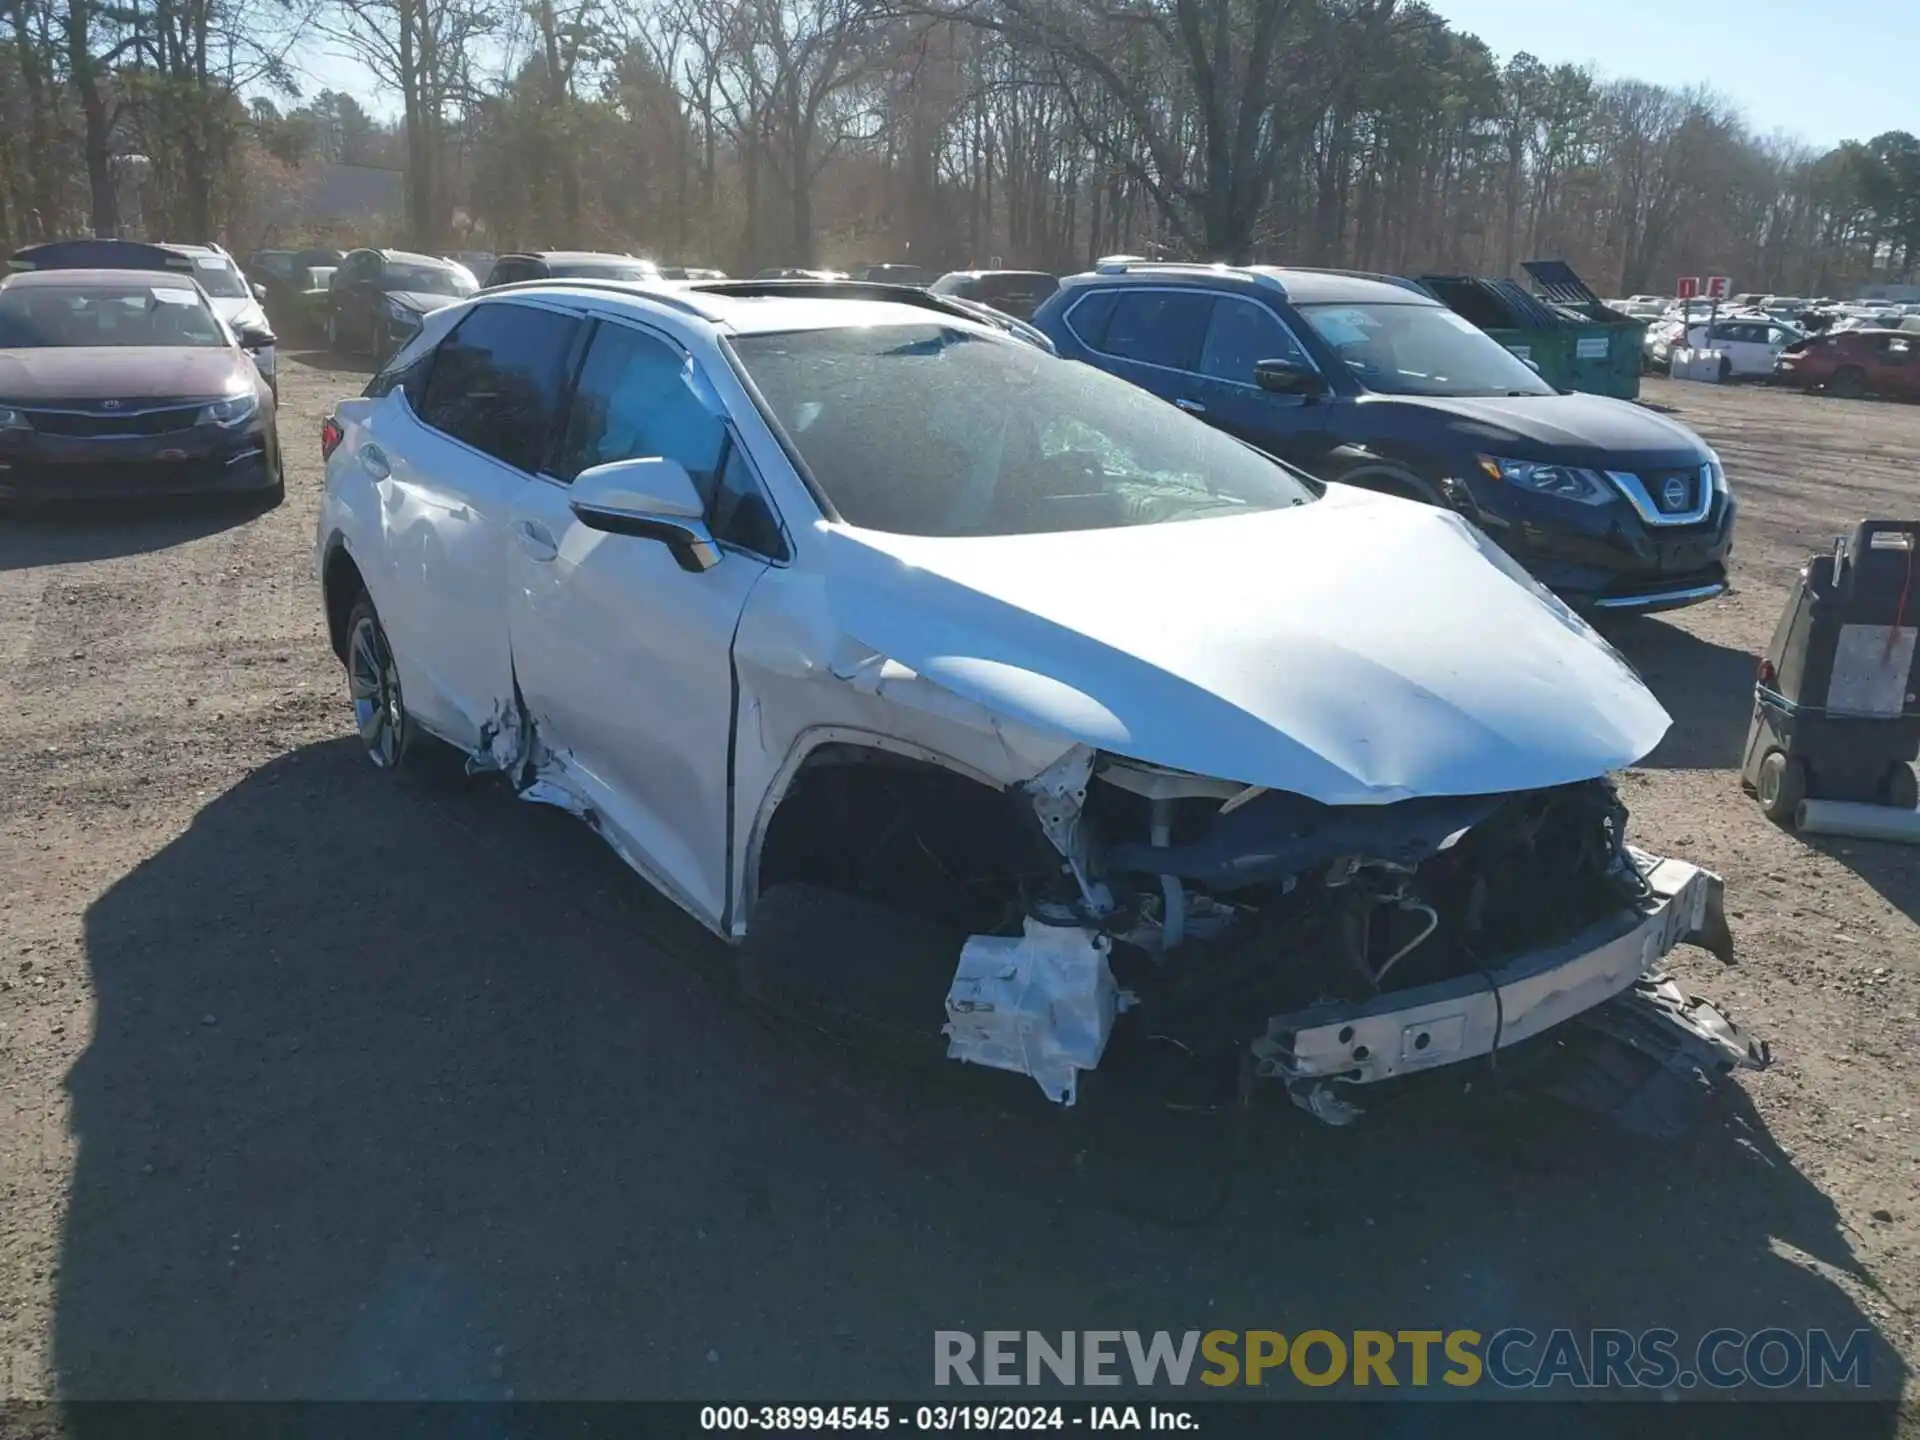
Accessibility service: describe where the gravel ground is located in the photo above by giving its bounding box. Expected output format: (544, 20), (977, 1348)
(0, 360), (1916, 1419)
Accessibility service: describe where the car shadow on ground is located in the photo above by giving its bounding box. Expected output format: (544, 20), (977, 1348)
(286, 349), (375, 376)
(0, 496), (275, 572)
(1804, 821), (1920, 928)
(1603, 616), (1758, 771)
(54, 740), (1906, 1411)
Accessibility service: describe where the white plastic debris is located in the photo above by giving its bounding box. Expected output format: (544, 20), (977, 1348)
(1668, 347), (1729, 382)
(942, 919), (1119, 1106)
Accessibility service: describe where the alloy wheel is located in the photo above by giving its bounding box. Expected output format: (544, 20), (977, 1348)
(347, 614), (404, 768)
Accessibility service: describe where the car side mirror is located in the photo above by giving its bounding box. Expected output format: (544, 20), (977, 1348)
(1253, 358), (1325, 395)
(234, 322), (274, 350)
(251, 282), (268, 302)
(569, 456), (721, 572)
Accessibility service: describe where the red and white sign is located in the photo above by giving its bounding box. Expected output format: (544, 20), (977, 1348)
(1676, 276), (1700, 300)
(1706, 276), (1732, 300)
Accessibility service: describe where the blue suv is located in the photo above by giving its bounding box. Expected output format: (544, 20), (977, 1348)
(1032, 262), (1735, 614)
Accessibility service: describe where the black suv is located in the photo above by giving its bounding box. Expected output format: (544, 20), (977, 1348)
(1033, 262), (1735, 613)
(326, 249), (478, 363)
(481, 251), (662, 287)
(930, 269), (1060, 319)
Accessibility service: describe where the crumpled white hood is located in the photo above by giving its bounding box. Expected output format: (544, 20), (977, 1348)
(821, 486), (1669, 803)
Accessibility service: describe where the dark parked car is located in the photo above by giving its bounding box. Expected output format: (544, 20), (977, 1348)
(1032, 261), (1736, 614)
(481, 251), (662, 286)
(0, 267), (282, 505)
(326, 248), (477, 363)
(930, 269), (1060, 320)
(248, 246), (344, 334)
(1775, 328), (1918, 399)
(858, 263), (930, 286)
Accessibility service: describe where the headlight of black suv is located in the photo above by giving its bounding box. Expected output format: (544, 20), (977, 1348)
(1475, 455), (1615, 506)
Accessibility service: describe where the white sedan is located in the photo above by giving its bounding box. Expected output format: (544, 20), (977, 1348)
(314, 278), (1764, 1123)
(1679, 316), (1803, 378)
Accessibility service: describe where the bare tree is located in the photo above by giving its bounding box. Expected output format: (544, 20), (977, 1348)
(320, 0), (498, 246)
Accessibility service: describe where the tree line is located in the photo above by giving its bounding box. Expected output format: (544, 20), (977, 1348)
(4, 0), (1918, 294)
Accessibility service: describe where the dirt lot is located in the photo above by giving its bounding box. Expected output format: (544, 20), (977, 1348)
(1, 363), (1916, 1415)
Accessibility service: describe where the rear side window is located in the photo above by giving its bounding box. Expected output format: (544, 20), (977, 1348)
(417, 302), (581, 472)
(1101, 291), (1214, 371)
(1062, 290), (1118, 349)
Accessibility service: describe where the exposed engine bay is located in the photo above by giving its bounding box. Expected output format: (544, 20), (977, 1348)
(1048, 749), (1647, 1002)
(750, 742), (1767, 1126)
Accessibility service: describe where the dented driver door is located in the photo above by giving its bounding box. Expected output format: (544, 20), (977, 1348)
(503, 320), (770, 930)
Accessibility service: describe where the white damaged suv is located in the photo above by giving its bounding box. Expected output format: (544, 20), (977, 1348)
(315, 278), (1766, 1126)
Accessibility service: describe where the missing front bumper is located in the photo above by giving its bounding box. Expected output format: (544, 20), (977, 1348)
(1249, 855), (1765, 1124)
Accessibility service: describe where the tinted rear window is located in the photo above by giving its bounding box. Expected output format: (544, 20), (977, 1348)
(417, 303), (580, 471)
(1100, 291), (1213, 370)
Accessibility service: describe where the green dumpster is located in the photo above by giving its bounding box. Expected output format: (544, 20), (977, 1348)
(1418, 263), (1646, 401)
(1522, 260), (1646, 401)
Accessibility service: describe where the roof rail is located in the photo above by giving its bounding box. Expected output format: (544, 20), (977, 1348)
(1277, 265), (1431, 298)
(480, 275), (721, 319)
(1092, 257), (1226, 276)
(1083, 257), (1291, 300)
(685, 278), (1056, 351)
(478, 275), (1055, 351)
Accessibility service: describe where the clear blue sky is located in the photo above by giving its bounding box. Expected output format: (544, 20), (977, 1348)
(289, 0), (1916, 148)
(1429, 0), (1916, 148)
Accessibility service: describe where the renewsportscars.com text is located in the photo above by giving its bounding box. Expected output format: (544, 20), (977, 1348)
(933, 1328), (1874, 1391)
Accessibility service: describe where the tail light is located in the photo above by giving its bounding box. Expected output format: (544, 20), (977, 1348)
(320, 415), (343, 462)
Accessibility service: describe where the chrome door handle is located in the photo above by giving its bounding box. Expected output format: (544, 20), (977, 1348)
(517, 519), (558, 562)
(357, 442), (390, 480)
(1175, 398), (1207, 415)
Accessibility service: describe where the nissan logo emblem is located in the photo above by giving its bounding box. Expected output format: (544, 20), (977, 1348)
(1661, 476), (1689, 511)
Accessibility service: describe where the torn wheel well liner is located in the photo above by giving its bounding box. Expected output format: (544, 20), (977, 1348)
(752, 747), (1055, 935)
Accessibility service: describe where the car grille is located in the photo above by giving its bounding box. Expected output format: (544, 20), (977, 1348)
(20, 402), (204, 437)
(1605, 464), (1714, 527)
(1640, 467), (1704, 517)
